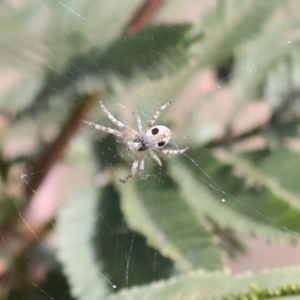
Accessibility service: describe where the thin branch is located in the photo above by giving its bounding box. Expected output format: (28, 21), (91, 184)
(127, 0), (165, 34)
(0, 93), (100, 283)
(25, 93), (99, 197)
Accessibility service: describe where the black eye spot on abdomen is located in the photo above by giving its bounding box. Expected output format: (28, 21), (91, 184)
(157, 141), (166, 147)
(151, 127), (159, 135)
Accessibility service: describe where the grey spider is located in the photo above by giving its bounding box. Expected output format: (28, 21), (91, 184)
(83, 101), (188, 183)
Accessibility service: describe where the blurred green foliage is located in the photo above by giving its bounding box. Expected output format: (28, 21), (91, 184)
(1, 0), (300, 299)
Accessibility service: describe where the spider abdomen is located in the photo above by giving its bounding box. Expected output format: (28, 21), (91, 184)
(127, 125), (171, 152)
(142, 125), (171, 149)
(139, 125), (171, 151)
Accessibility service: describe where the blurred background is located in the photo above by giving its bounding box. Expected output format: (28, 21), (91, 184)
(1, 1), (300, 299)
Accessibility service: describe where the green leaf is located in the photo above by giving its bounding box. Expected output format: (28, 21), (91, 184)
(233, 13), (300, 102)
(0, 3), (47, 69)
(0, 196), (19, 227)
(0, 0), (144, 69)
(117, 170), (223, 272)
(0, 73), (43, 114)
(170, 149), (300, 243)
(95, 183), (174, 290)
(221, 149), (300, 240)
(224, 149), (300, 211)
(109, 267), (300, 300)
(259, 148), (300, 196)
(41, 0), (144, 50)
(56, 188), (110, 300)
(17, 23), (192, 118)
(197, 0), (286, 67)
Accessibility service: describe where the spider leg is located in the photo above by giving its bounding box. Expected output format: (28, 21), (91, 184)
(82, 120), (125, 138)
(100, 101), (138, 137)
(120, 159), (139, 183)
(149, 149), (162, 167)
(120, 152), (146, 183)
(158, 147), (188, 155)
(147, 102), (171, 129)
(132, 112), (143, 133)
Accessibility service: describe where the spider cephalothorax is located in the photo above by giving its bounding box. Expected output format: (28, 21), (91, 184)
(83, 101), (188, 183)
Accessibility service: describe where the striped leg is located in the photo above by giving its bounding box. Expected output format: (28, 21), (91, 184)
(159, 147), (188, 155)
(132, 112), (143, 133)
(82, 120), (125, 138)
(147, 102), (171, 129)
(120, 152), (146, 183)
(100, 101), (138, 137)
(149, 149), (162, 167)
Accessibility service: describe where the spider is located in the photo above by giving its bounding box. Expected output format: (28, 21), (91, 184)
(83, 101), (188, 183)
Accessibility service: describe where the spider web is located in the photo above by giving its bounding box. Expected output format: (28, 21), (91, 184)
(1, 1), (300, 299)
